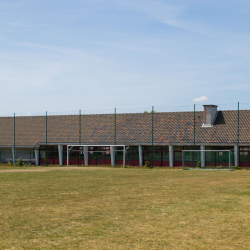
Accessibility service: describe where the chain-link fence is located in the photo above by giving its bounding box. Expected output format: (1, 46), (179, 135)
(0, 102), (249, 168)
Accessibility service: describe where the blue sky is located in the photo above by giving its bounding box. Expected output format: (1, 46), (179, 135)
(0, 0), (250, 114)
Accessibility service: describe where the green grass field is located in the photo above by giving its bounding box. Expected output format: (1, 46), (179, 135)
(0, 166), (250, 249)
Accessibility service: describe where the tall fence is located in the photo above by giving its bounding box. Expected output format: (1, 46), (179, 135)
(0, 102), (249, 167)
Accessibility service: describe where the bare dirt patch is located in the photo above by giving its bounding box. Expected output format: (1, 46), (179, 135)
(0, 167), (110, 173)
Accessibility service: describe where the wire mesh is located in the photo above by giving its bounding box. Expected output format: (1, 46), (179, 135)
(0, 102), (248, 168)
(183, 150), (232, 170)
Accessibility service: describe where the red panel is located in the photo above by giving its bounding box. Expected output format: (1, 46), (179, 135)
(152, 160), (161, 166)
(145, 160), (161, 167)
(54, 159), (59, 165)
(40, 159), (46, 165)
(144, 160), (169, 167)
(40, 158), (54, 165)
(185, 161), (198, 167)
(174, 161), (182, 167)
(47, 159), (54, 165)
(162, 161), (169, 167)
(125, 160), (133, 166)
(116, 160), (123, 166)
(89, 159), (96, 166)
(206, 162), (216, 167)
(133, 160), (140, 166)
(105, 160), (111, 165)
(96, 160), (105, 165)
(205, 162), (228, 167)
(69, 159), (79, 165)
(125, 160), (140, 166)
(240, 162), (250, 167)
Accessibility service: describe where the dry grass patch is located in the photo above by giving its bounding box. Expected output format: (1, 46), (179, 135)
(0, 168), (250, 249)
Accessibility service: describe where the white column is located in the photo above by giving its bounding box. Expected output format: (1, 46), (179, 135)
(12, 147), (16, 163)
(58, 145), (63, 166)
(35, 148), (40, 166)
(234, 145), (239, 167)
(139, 145), (143, 166)
(169, 145), (174, 167)
(111, 146), (115, 167)
(201, 145), (205, 168)
(84, 146), (88, 166)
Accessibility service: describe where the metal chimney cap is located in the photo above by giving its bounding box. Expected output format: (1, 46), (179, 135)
(203, 104), (218, 107)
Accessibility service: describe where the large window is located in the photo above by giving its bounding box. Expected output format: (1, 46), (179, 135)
(174, 146), (200, 162)
(40, 145), (59, 160)
(206, 146), (234, 164)
(144, 146), (169, 162)
(115, 146), (124, 161)
(125, 147), (139, 161)
(240, 147), (250, 163)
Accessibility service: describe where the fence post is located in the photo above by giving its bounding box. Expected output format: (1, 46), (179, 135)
(114, 108), (116, 167)
(114, 108), (116, 145)
(79, 109), (81, 166)
(46, 111), (47, 167)
(152, 106), (154, 168)
(237, 102), (240, 167)
(194, 104), (196, 168)
(14, 113), (15, 164)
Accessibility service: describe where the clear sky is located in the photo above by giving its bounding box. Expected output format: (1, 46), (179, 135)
(0, 0), (250, 115)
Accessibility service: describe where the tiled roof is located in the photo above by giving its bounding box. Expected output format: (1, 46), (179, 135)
(0, 110), (249, 146)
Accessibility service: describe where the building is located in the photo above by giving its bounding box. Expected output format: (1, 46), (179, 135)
(0, 105), (249, 167)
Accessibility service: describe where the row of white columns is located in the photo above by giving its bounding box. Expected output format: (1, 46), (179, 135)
(32, 145), (240, 167)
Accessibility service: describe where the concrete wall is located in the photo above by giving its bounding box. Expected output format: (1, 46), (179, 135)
(169, 145), (174, 167)
(0, 148), (35, 164)
(16, 148), (35, 160)
(0, 148), (12, 163)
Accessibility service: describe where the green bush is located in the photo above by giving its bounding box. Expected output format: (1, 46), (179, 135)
(233, 165), (242, 170)
(16, 158), (23, 167)
(8, 161), (12, 166)
(144, 161), (152, 168)
(197, 161), (202, 168)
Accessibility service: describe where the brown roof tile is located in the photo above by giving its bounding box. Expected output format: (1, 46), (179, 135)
(0, 110), (249, 146)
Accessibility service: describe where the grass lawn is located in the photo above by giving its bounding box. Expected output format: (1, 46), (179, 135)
(0, 167), (250, 249)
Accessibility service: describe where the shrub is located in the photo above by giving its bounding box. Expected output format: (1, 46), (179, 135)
(145, 161), (152, 168)
(233, 165), (242, 170)
(16, 158), (23, 167)
(8, 161), (12, 166)
(197, 161), (202, 168)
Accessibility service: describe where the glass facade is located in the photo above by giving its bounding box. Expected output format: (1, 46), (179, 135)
(240, 147), (250, 165)
(144, 146), (169, 166)
(205, 146), (234, 166)
(39, 145), (59, 165)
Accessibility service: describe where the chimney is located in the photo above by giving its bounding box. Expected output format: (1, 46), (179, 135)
(202, 105), (218, 127)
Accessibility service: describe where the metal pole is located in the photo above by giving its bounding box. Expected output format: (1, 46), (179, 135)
(46, 111), (47, 167)
(194, 104), (196, 168)
(67, 145), (69, 167)
(14, 113), (15, 164)
(123, 145), (125, 168)
(114, 108), (116, 145)
(237, 102), (239, 167)
(79, 109), (81, 166)
(114, 108), (116, 167)
(152, 106), (154, 168)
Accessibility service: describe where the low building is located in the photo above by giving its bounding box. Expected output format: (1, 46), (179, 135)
(0, 105), (249, 167)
